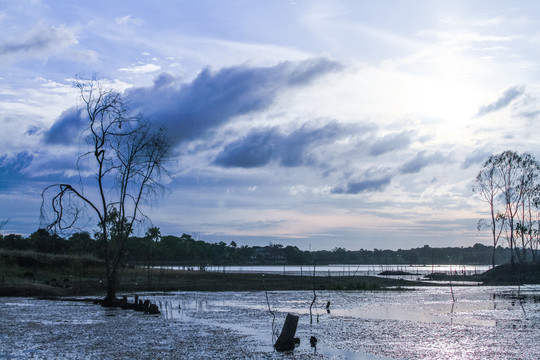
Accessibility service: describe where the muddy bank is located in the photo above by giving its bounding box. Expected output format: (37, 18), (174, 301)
(0, 269), (429, 298)
(426, 263), (540, 285)
(3, 287), (540, 359)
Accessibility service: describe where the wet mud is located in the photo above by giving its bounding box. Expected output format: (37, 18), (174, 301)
(1, 286), (540, 359)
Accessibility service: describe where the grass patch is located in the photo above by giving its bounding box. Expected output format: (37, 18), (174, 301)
(0, 250), (429, 297)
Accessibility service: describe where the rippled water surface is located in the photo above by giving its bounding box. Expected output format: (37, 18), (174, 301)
(1, 286), (540, 359)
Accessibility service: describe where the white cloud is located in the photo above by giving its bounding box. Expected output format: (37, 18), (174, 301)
(118, 63), (161, 73)
(0, 25), (78, 63)
(4, 1), (540, 248)
(115, 14), (144, 26)
(472, 16), (506, 27)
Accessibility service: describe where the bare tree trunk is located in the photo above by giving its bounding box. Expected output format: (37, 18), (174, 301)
(40, 78), (170, 306)
(274, 313), (299, 352)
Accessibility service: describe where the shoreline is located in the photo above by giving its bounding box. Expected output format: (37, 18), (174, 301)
(0, 270), (430, 298)
(3, 254), (539, 298)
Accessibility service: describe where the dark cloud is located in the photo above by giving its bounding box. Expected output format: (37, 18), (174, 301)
(213, 122), (349, 168)
(1, 147), (89, 183)
(0, 152), (33, 190)
(476, 85), (525, 117)
(369, 131), (412, 156)
(22, 151), (83, 178)
(462, 149), (490, 169)
(331, 176), (392, 194)
(213, 128), (279, 168)
(0, 152), (33, 173)
(44, 58), (343, 147)
(279, 121), (345, 167)
(0, 26), (76, 59)
(399, 151), (445, 174)
(126, 57), (343, 145)
(43, 107), (84, 144)
(26, 125), (41, 136)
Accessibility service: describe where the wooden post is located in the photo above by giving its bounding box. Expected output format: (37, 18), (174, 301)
(274, 313), (299, 352)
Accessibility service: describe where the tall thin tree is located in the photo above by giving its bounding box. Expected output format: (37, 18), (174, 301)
(41, 77), (170, 305)
(474, 160), (504, 267)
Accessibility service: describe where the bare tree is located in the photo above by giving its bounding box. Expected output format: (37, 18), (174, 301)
(41, 78), (170, 305)
(475, 150), (540, 266)
(473, 161), (504, 267)
(514, 153), (540, 262)
(145, 226), (161, 286)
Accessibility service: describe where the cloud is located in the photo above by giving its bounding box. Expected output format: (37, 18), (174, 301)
(369, 131), (412, 156)
(115, 15), (144, 26)
(20, 151), (83, 178)
(125, 57), (343, 145)
(43, 107), (84, 145)
(0, 151), (80, 190)
(462, 149), (490, 169)
(0, 26), (77, 61)
(399, 151), (445, 174)
(43, 57), (343, 153)
(0, 152), (33, 190)
(518, 109), (540, 120)
(213, 121), (349, 168)
(213, 128), (279, 168)
(119, 64), (161, 73)
(476, 85), (525, 117)
(331, 176), (392, 194)
(511, 93), (540, 120)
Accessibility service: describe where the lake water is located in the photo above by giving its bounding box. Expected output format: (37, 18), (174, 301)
(2, 284), (540, 359)
(167, 264), (492, 279)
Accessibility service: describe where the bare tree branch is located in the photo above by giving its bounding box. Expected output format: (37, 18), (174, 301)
(41, 77), (171, 303)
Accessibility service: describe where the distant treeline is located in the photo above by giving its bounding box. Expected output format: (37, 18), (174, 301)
(0, 229), (524, 267)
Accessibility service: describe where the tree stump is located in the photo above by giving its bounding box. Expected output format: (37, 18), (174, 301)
(146, 303), (161, 314)
(274, 313), (299, 352)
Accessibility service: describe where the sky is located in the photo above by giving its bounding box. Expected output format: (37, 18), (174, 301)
(2, 0), (540, 250)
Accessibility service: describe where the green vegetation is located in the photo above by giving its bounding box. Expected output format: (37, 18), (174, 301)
(2, 242), (540, 298)
(0, 249), (422, 297)
(0, 249), (105, 297)
(0, 229), (520, 268)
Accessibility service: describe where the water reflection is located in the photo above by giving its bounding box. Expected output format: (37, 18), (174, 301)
(159, 287), (518, 354)
(156, 264), (491, 279)
(3, 286), (540, 359)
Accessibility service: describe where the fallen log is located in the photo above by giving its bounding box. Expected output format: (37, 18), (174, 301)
(95, 295), (160, 314)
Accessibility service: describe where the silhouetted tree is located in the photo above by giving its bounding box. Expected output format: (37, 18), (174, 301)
(475, 151), (540, 265)
(474, 156), (505, 267)
(30, 229), (68, 254)
(145, 226), (161, 285)
(1, 234), (31, 250)
(41, 77), (171, 304)
(68, 231), (96, 255)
